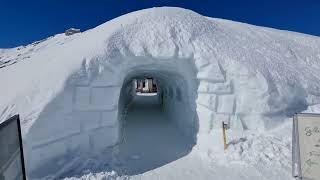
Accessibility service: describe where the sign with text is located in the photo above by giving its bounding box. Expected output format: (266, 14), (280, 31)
(293, 113), (320, 180)
(0, 115), (26, 180)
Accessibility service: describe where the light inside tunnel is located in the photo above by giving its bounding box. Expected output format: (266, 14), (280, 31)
(117, 66), (199, 175)
(134, 78), (158, 96)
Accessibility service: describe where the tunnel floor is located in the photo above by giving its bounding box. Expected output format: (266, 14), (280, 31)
(115, 95), (193, 175)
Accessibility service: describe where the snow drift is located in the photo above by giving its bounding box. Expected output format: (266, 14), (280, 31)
(1, 7), (320, 179)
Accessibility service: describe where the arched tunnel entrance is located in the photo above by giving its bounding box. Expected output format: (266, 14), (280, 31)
(24, 59), (200, 178)
(116, 66), (199, 175)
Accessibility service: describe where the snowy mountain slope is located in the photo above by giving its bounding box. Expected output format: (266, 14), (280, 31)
(0, 34), (80, 69)
(0, 7), (320, 180)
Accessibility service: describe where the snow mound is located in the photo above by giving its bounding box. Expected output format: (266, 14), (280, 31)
(1, 7), (320, 179)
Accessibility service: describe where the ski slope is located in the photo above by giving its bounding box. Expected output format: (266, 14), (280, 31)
(1, 7), (320, 180)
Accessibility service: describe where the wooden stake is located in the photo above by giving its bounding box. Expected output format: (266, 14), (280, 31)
(222, 121), (228, 151)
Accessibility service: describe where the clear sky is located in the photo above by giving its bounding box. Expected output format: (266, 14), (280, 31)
(0, 0), (319, 48)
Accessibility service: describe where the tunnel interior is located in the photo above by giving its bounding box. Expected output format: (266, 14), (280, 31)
(116, 66), (199, 175)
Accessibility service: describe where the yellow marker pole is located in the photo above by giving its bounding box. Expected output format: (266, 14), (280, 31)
(222, 121), (228, 151)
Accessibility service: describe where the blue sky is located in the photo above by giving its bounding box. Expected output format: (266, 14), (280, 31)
(0, 0), (319, 48)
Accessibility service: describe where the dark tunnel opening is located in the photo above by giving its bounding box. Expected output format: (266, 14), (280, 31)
(116, 69), (199, 175)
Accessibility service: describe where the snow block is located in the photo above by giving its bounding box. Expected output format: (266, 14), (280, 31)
(213, 114), (230, 129)
(30, 114), (81, 146)
(229, 115), (244, 131)
(101, 111), (118, 127)
(89, 126), (119, 152)
(196, 94), (217, 111)
(67, 133), (90, 153)
(74, 87), (120, 111)
(198, 81), (233, 94)
(196, 105), (214, 133)
(57, 88), (74, 113)
(197, 63), (225, 83)
(31, 138), (68, 171)
(73, 111), (101, 131)
(91, 87), (119, 110)
(91, 70), (120, 86)
(74, 86), (91, 109)
(217, 95), (235, 114)
(29, 133), (91, 177)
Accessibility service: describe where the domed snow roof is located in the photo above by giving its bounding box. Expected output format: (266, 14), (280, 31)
(0, 7), (320, 132)
(1, 7), (320, 179)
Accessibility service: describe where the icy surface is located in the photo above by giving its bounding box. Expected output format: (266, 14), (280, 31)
(1, 7), (320, 180)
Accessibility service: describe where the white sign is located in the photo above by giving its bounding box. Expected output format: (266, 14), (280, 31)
(293, 113), (320, 180)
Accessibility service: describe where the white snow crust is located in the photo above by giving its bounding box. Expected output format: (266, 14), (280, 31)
(1, 7), (320, 180)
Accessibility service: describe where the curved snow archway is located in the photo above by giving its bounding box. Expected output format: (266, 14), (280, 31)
(119, 65), (199, 141)
(24, 57), (200, 178)
(116, 65), (199, 175)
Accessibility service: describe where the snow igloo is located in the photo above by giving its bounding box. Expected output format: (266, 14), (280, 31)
(1, 7), (320, 178)
(25, 55), (203, 177)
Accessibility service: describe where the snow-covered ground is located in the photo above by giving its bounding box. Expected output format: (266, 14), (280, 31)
(1, 7), (320, 180)
(62, 96), (293, 180)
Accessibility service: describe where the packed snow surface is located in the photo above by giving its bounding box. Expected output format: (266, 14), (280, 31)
(1, 7), (320, 180)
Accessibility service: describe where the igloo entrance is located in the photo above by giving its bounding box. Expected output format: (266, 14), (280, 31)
(24, 58), (199, 178)
(115, 67), (199, 175)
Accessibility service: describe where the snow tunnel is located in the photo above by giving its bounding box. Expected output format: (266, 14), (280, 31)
(115, 63), (199, 175)
(24, 57), (199, 178)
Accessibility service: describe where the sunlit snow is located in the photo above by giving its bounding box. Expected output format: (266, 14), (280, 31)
(0, 7), (320, 180)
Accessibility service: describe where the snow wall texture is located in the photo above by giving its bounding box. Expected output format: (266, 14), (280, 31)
(0, 7), (320, 178)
